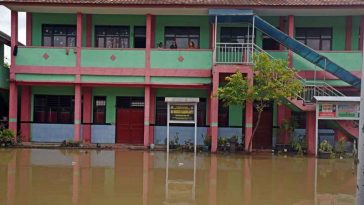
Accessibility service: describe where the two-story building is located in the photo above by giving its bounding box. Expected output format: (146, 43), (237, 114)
(1, 0), (362, 153)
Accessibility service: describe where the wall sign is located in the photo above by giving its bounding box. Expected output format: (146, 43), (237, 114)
(318, 103), (336, 117)
(318, 102), (360, 119)
(170, 104), (194, 121)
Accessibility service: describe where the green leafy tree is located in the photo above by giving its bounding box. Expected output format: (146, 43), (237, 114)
(217, 53), (302, 152)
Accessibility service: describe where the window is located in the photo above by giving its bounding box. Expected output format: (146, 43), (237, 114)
(262, 33), (280, 50)
(95, 26), (130, 48)
(116, 97), (144, 108)
(165, 27), (200, 49)
(42, 25), (76, 47)
(155, 97), (206, 126)
(296, 28), (332, 50)
(218, 100), (229, 127)
(34, 95), (74, 123)
(134, 26), (146, 48)
(220, 27), (254, 43)
(93, 96), (106, 124)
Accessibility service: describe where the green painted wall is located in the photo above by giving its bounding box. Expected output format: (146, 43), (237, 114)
(81, 75), (145, 83)
(295, 16), (346, 51)
(16, 47), (76, 67)
(150, 50), (212, 69)
(30, 86), (75, 120)
(16, 74), (75, 82)
(93, 87), (144, 123)
(91, 14), (146, 48)
(151, 77), (211, 84)
(228, 105), (243, 127)
(81, 49), (145, 68)
(155, 16), (210, 49)
(352, 16), (360, 50)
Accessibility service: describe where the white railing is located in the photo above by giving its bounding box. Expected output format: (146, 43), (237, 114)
(215, 43), (255, 64)
(215, 42), (346, 104)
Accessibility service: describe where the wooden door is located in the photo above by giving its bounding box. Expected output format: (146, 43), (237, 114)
(253, 110), (273, 149)
(116, 108), (144, 144)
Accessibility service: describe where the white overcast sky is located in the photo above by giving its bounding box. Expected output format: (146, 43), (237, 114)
(0, 5), (26, 64)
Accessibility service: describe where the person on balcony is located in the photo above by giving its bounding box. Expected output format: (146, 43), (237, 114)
(157, 42), (164, 48)
(188, 41), (196, 49)
(170, 41), (177, 49)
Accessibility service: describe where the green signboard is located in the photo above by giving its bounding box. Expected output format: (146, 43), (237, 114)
(170, 105), (194, 121)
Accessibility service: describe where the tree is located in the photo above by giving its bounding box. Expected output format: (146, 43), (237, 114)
(217, 53), (302, 152)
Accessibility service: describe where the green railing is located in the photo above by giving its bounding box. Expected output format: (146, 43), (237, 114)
(16, 47), (77, 67)
(150, 49), (213, 69)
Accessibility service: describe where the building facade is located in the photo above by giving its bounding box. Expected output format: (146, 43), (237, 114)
(1, 0), (362, 153)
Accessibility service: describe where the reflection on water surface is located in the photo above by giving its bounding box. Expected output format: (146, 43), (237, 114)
(0, 149), (356, 205)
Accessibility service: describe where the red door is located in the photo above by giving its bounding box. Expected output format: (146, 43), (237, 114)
(253, 110), (273, 149)
(116, 108), (144, 144)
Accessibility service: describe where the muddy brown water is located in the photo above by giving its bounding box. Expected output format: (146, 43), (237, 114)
(0, 149), (356, 205)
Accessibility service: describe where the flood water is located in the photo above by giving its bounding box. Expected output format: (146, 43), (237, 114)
(0, 149), (357, 205)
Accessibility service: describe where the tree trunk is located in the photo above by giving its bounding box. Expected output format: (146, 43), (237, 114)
(248, 109), (263, 152)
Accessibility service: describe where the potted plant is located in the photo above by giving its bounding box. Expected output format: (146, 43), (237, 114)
(318, 140), (335, 159)
(0, 129), (15, 147)
(291, 135), (307, 156)
(202, 134), (211, 152)
(229, 136), (238, 152)
(336, 137), (346, 159)
(218, 137), (228, 152)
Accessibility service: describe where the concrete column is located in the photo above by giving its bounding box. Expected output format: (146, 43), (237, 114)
(345, 16), (353, 51)
(74, 85), (81, 142)
(26, 12), (32, 46)
(8, 82), (17, 137)
(149, 88), (155, 144)
(210, 70), (219, 153)
(244, 73), (253, 152)
(287, 15), (294, 68)
(82, 87), (92, 144)
(85, 14), (92, 47)
(144, 87), (151, 147)
(20, 86), (31, 142)
(306, 111), (316, 155)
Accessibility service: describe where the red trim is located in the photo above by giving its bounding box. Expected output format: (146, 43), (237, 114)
(150, 69), (211, 77)
(214, 65), (252, 74)
(86, 14), (92, 47)
(74, 84), (81, 141)
(360, 16), (364, 50)
(345, 16), (352, 51)
(16, 66), (77, 74)
(288, 15), (294, 68)
(209, 23), (214, 49)
(4, 2), (364, 9)
(26, 12), (32, 46)
(81, 68), (145, 76)
(82, 87), (92, 143)
(20, 86), (31, 142)
(279, 16), (286, 51)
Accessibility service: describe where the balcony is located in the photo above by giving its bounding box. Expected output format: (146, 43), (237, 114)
(16, 47), (77, 67)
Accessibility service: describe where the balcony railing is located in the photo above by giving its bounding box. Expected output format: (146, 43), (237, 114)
(215, 43), (254, 64)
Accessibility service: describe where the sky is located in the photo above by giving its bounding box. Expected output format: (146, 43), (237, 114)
(0, 5), (26, 64)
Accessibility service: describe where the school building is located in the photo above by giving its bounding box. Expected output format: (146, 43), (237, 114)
(1, 0), (362, 153)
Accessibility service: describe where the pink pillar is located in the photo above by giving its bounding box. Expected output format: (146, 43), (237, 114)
(210, 70), (219, 153)
(8, 82), (18, 137)
(149, 88), (155, 144)
(86, 14), (92, 47)
(144, 87), (151, 147)
(360, 16), (364, 50)
(306, 111), (316, 155)
(279, 16), (286, 51)
(345, 16), (352, 51)
(10, 10), (18, 74)
(243, 157), (252, 204)
(287, 15), (294, 68)
(74, 85), (81, 142)
(26, 12), (32, 46)
(244, 73), (253, 152)
(80, 153), (91, 204)
(76, 13), (82, 82)
(82, 87), (92, 144)
(20, 86), (31, 142)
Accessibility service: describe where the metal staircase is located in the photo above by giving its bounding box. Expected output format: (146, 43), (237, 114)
(214, 42), (345, 105)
